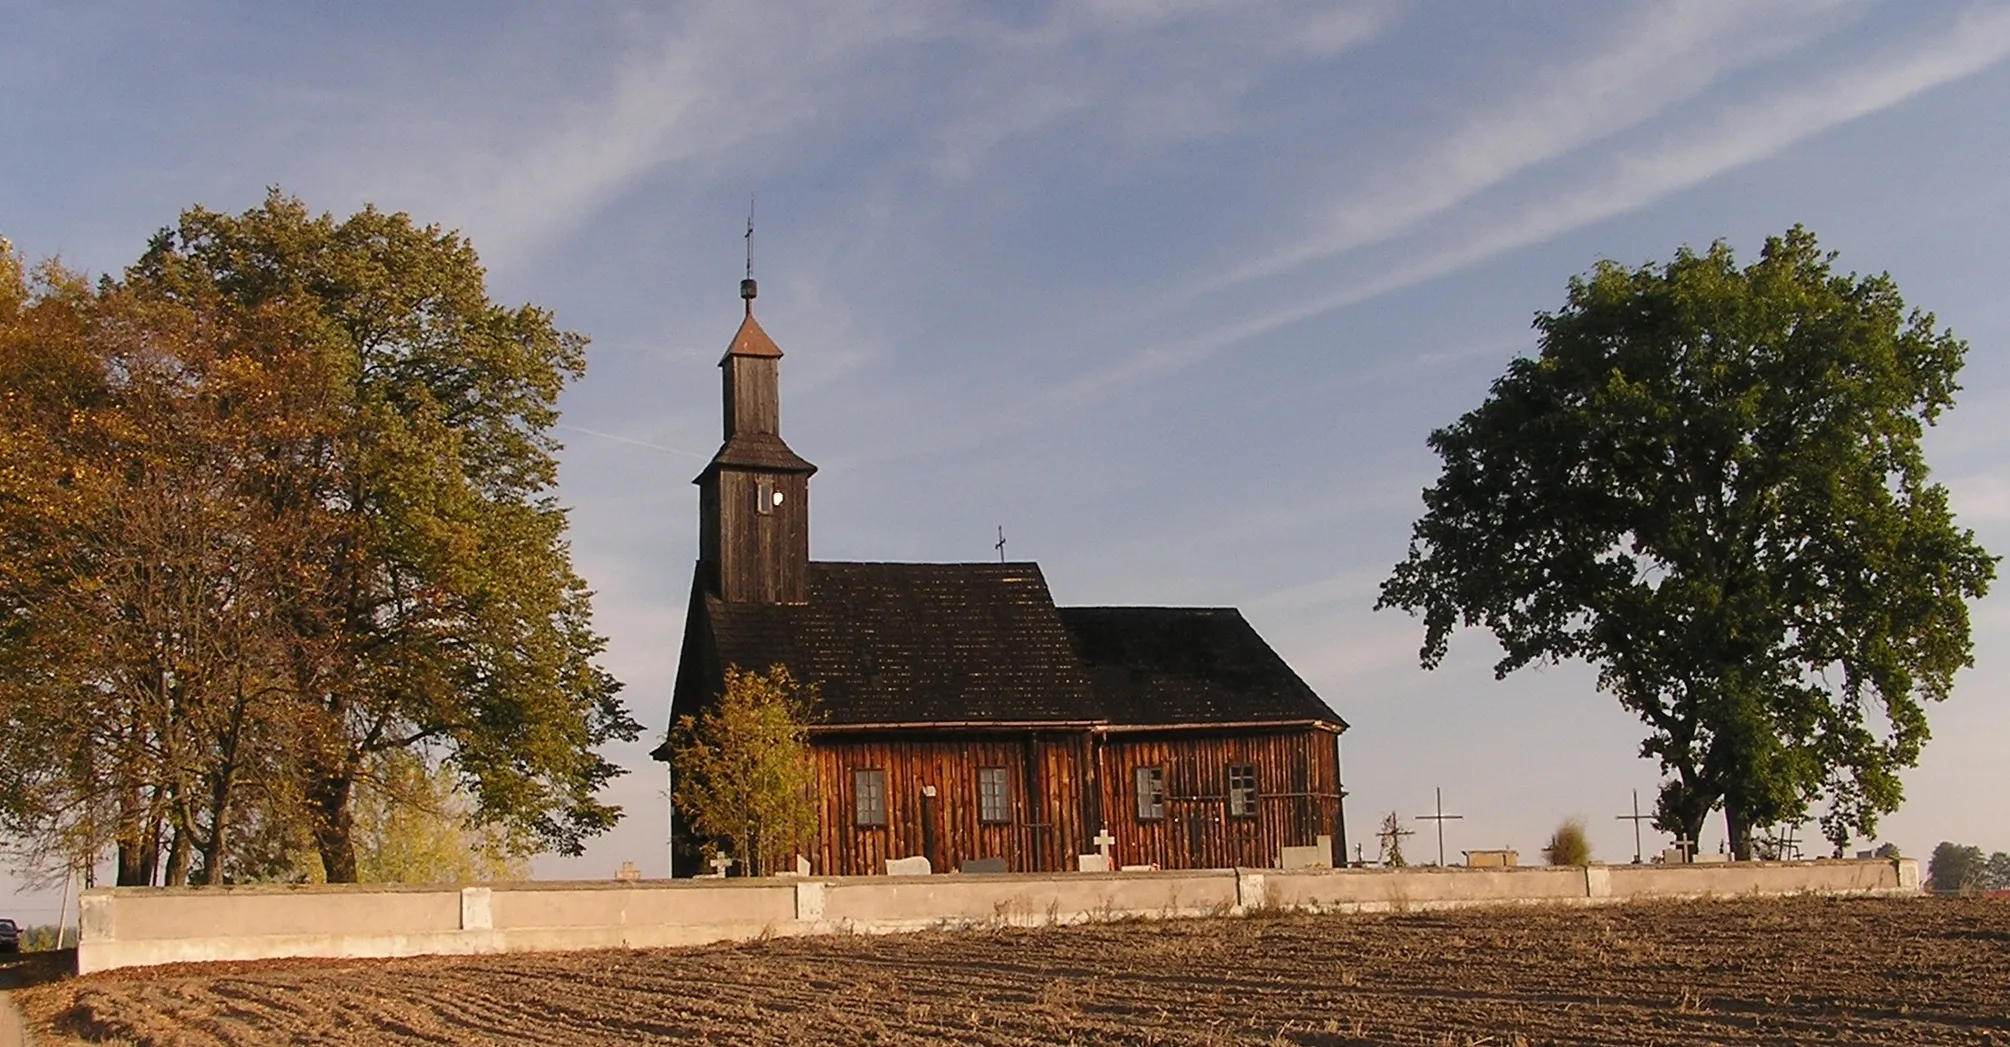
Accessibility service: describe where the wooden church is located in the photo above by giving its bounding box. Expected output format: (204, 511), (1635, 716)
(655, 279), (1348, 877)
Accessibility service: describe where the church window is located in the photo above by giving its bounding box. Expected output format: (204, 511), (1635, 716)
(1135, 766), (1165, 820)
(756, 477), (776, 516)
(977, 767), (1010, 823)
(853, 769), (887, 827)
(1227, 765), (1258, 818)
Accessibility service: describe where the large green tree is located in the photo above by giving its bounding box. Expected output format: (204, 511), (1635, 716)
(0, 194), (637, 885)
(0, 246), (315, 885)
(1377, 227), (1995, 858)
(126, 192), (638, 880)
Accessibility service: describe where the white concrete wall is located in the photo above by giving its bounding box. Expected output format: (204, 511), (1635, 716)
(75, 858), (1920, 974)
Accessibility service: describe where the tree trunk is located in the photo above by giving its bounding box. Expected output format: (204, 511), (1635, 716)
(198, 781), (234, 886)
(1654, 776), (1713, 862)
(309, 773), (359, 883)
(1724, 804), (1753, 862)
(162, 824), (190, 886)
(198, 694), (248, 885)
(116, 786), (151, 885)
(139, 817), (162, 886)
(115, 841), (149, 886)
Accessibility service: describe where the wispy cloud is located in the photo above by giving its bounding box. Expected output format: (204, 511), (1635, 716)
(555, 423), (710, 460)
(405, 2), (944, 267)
(1053, 4), (2010, 406)
(399, 1), (1396, 268)
(1198, 0), (1853, 293)
(925, 2), (1393, 181)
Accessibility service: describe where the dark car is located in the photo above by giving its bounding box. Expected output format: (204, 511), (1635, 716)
(0, 918), (16, 953)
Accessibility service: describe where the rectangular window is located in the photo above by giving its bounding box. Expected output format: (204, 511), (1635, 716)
(1135, 766), (1166, 820)
(977, 767), (1010, 824)
(1227, 765), (1258, 818)
(853, 769), (886, 827)
(756, 476), (775, 516)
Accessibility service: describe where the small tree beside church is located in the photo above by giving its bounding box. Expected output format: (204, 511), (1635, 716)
(666, 666), (818, 876)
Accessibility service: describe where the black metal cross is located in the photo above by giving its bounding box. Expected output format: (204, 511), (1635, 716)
(1414, 786), (1464, 867)
(995, 525), (1007, 562)
(1374, 816), (1415, 866)
(1615, 788), (1655, 864)
(1777, 821), (1802, 861)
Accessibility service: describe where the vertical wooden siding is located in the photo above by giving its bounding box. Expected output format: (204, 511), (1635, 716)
(708, 469), (809, 603)
(811, 733), (1088, 876)
(807, 727), (1341, 876)
(1097, 730), (1341, 870)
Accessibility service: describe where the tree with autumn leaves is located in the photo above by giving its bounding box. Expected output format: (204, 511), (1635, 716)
(0, 194), (636, 886)
(665, 666), (819, 878)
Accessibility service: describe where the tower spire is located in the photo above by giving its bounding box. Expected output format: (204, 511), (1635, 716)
(740, 195), (757, 314)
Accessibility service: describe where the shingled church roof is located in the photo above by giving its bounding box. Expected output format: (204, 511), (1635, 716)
(669, 561), (1343, 732)
(1057, 606), (1345, 728)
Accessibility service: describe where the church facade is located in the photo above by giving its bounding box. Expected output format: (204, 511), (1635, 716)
(655, 283), (1348, 876)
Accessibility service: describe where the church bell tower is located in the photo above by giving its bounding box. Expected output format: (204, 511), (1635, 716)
(695, 276), (816, 603)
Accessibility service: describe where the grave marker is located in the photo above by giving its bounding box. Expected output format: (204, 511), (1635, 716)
(1415, 787), (1463, 867)
(885, 855), (932, 876)
(1615, 789), (1654, 864)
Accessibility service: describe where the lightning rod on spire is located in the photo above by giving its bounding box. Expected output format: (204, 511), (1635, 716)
(740, 195), (757, 307)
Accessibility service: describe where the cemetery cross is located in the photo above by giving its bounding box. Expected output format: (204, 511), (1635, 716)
(1415, 787), (1464, 867)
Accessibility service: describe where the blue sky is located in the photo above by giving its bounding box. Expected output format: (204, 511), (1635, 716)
(6, 1), (2010, 913)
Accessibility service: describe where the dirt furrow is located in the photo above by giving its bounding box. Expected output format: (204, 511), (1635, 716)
(17, 896), (2008, 1046)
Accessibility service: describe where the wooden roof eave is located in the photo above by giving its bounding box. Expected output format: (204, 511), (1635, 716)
(806, 718), (1345, 736)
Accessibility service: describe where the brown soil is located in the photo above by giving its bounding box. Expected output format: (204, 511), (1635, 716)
(13, 896), (2010, 1046)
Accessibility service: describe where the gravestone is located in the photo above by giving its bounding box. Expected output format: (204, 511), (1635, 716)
(776, 854), (813, 878)
(1279, 844), (1330, 870)
(615, 861), (641, 882)
(1092, 828), (1116, 864)
(1077, 853), (1110, 873)
(1462, 849), (1519, 869)
(884, 855), (932, 876)
(1120, 864), (1158, 872)
(706, 855), (734, 878)
(959, 857), (1008, 874)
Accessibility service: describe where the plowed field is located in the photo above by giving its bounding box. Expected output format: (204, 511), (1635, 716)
(14, 896), (2009, 1045)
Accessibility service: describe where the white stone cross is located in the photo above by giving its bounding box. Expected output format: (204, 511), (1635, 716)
(710, 854), (735, 877)
(1092, 828), (1116, 862)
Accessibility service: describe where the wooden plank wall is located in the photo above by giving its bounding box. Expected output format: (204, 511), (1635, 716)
(808, 728), (1341, 876)
(809, 732), (1091, 876)
(709, 469), (809, 603)
(1096, 730), (1342, 870)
